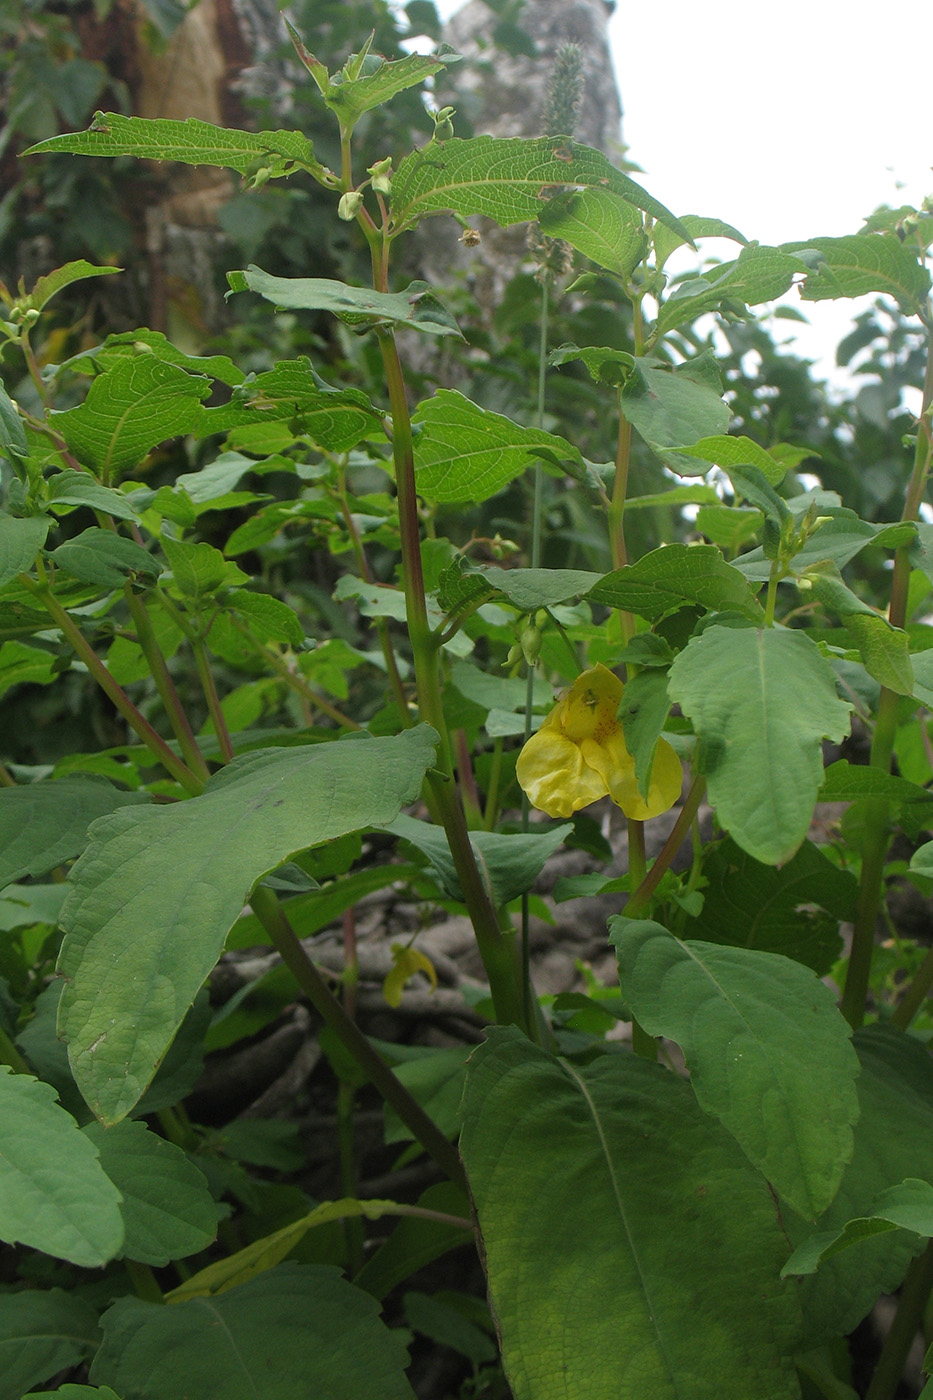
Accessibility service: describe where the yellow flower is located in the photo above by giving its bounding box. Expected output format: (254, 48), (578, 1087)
(516, 663), (682, 820)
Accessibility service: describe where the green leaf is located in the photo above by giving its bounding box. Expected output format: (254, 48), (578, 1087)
(54, 328), (245, 387)
(0, 1066), (124, 1265)
(0, 777), (149, 889)
(51, 528), (161, 588)
(388, 813), (570, 906)
(781, 234), (931, 312)
(317, 46), (458, 131)
(23, 1388), (122, 1400)
(783, 1178), (933, 1276)
(653, 214), (748, 270)
(390, 136), (691, 246)
(226, 861), (423, 950)
(46, 469), (140, 521)
(220, 588), (304, 649)
(25, 113), (330, 185)
(355, 1182), (471, 1302)
(786, 1026), (933, 1345)
(90, 1264), (415, 1399)
(618, 668), (673, 800)
(468, 564), (602, 611)
(58, 727), (438, 1122)
(0, 381), (29, 462)
(610, 919), (860, 1218)
(0, 1290), (100, 1400)
(52, 359), (210, 480)
(621, 354), (731, 473)
(0, 882), (68, 930)
(679, 838), (856, 973)
(538, 186), (648, 277)
(655, 244), (807, 337)
(0, 640), (57, 699)
(460, 1029), (802, 1400)
(669, 434), (786, 486)
(411, 390), (585, 503)
(192, 359), (382, 449)
(811, 571), (914, 695)
(227, 267), (462, 337)
(819, 758), (933, 815)
(668, 626), (851, 864)
(0, 513), (49, 586)
(549, 342), (634, 385)
(383, 1045), (472, 1143)
(162, 535), (245, 604)
(695, 503), (763, 552)
(24, 260), (122, 312)
(587, 544), (763, 622)
(83, 1118), (217, 1265)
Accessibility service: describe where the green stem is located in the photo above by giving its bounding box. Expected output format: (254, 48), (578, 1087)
(764, 562), (780, 627)
(125, 1259), (164, 1304)
(891, 943), (933, 1030)
(191, 636), (235, 764)
(864, 1240), (933, 1400)
(376, 327), (526, 1030)
(626, 772), (707, 919)
(227, 618), (361, 731)
(249, 884), (468, 1191)
(0, 761), (15, 787)
(609, 404), (636, 645)
(126, 590), (210, 782)
(23, 578), (203, 794)
(482, 737), (504, 831)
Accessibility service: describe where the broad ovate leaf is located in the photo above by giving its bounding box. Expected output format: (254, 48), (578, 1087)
(90, 1263), (415, 1400)
(58, 727), (438, 1122)
(460, 1029), (803, 1400)
(610, 919), (860, 1219)
(668, 625), (851, 864)
(0, 1066), (124, 1266)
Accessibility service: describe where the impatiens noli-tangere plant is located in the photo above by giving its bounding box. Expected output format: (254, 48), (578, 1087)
(1, 23), (933, 1400)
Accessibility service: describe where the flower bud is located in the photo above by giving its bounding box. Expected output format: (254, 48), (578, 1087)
(367, 157), (393, 197)
(337, 190), (364, 221)
(520, 624), (542, 665)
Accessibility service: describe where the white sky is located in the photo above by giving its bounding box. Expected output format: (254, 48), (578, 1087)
(426, 0), (933, 385)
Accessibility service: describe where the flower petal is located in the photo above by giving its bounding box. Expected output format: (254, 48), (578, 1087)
(587, 732), (682, 820)
(517, 726), (608, 818)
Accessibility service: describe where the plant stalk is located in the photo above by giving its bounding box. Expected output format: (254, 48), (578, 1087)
(249, 884), (468, 1191)
(126, 589), (211, 782)
(864, 1240), (933, 1400)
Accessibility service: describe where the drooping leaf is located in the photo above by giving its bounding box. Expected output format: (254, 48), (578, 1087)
(51, 528), (161, 588)
(783, 1178), (933, 1276)
(782, 234), (931, 312)
(468, 564), (602, 611)
(811, 570), (914, 695)
(0, 381), (30, 462)
(192, 359), (382, 448)
(0, 1066), (124, 1265)
(0, 776), (150, 889)
(668, 625), (851, 864)
(460, 1029), (803, 1400)
(162, 535), (246, 605)
(538, 186), (648, 276)
(610, 919), (860, 1218)
(549, 342), (634, 384)
(0, 1290), (101, 1400)
(412, 390), (585, 503)
(0, 513), (50, 587)
(355, 1182), (473, 1302)
(46, 469), (139, 521)
(669, 434), (786, 486)
(227, 267), (462, 337)
(679, 838), (856, 973)
(652, 214), (748, 270)
(23, 260), (123, 312)
(53, 327), (245, 387)
(25, 113), (330, 185)
(621, 354), (731, 473)
(90, 1264), (415, 1400)
(618, 668), (674, 800)
(390, 135), (690, 244)
(52, 359), (210, 481)
(655, 244), (807, 337)
(0, 639), (56, 698)
(83, 1118), (218, 1266)
(58, 727), (438, 1122)
(388, 813), (570, 906)
(785, 1026), (933, 1346)
(587, 544), (763, 622)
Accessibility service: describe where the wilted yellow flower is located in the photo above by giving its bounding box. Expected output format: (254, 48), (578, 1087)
(382, 943), (437, 1008)
(516, 663), (682, 820)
